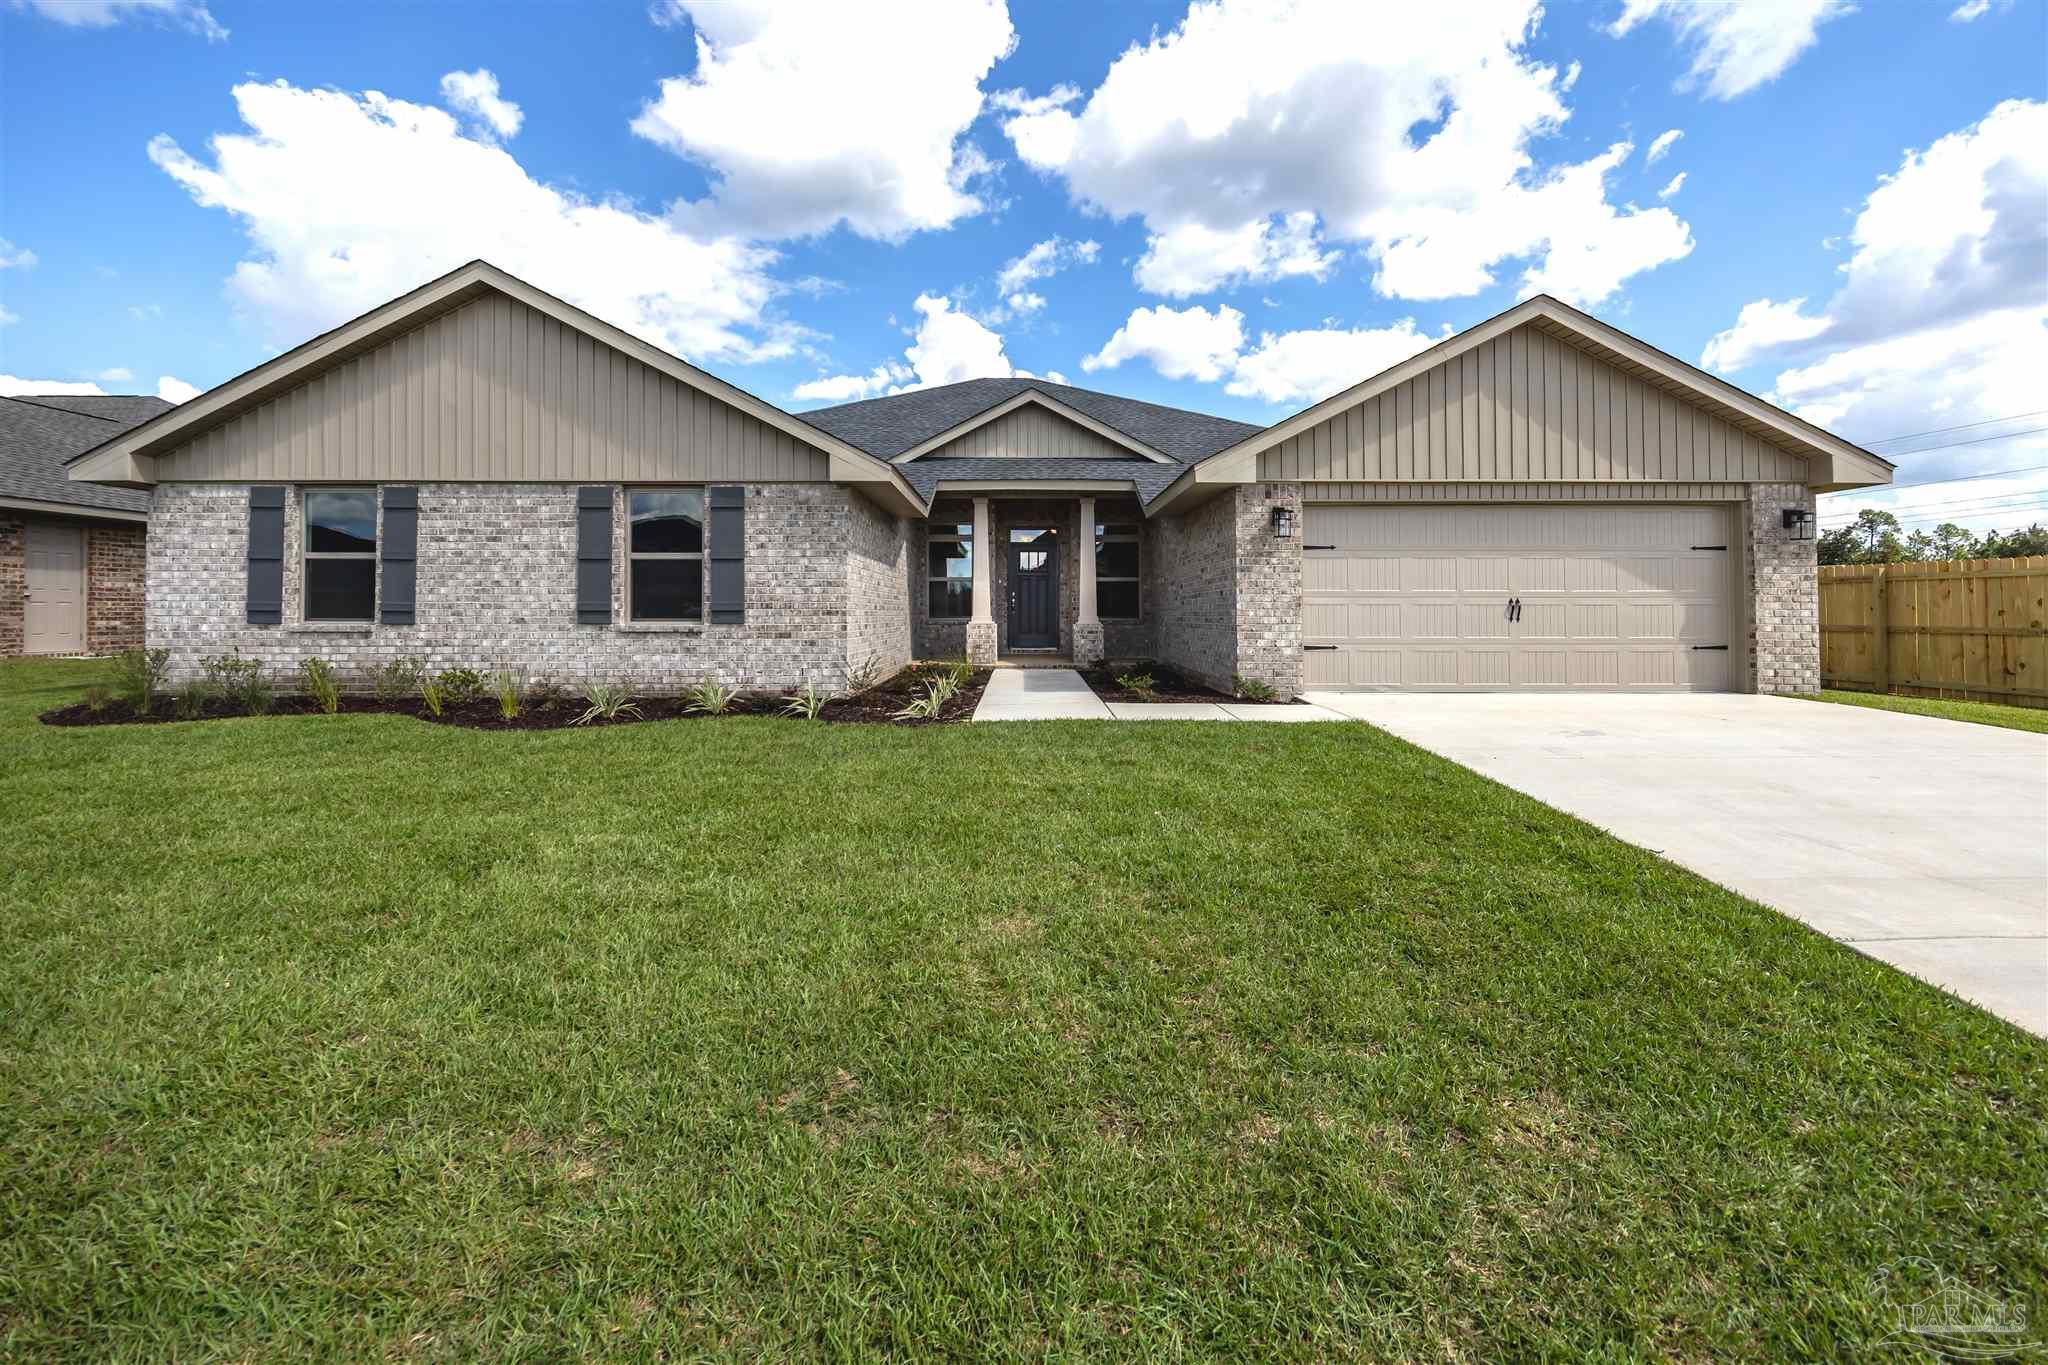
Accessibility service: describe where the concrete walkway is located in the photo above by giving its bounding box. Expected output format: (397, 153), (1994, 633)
(972, 669), (1349, 722)
(1306, 691), (2048, 1036)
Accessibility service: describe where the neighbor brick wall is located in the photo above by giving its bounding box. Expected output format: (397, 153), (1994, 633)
(147, 482), (885, 691)
(1152, 484), (1302, 696)
(1744, 482), (1819, 694)
(0, 518), (22, 656)
(86, 522), (147, 653)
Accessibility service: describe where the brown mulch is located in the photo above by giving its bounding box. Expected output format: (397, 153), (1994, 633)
(40, 668), (994, 731)
(1080, 664), (1300, 705)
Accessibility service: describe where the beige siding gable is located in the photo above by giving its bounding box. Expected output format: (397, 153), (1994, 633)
(1258, 322), (1809, 485)
(923, 402), (1148, 460)
(151, 293), (830, 483)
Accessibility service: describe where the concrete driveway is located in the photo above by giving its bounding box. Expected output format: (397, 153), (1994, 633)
(1303, 692), (2048, 1036)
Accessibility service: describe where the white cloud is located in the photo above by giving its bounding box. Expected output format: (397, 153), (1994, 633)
(0, 239), (35, 269)
(1702, 99), (2048, 483)
(95, 367), (135, 382)
(1948, 0), (1997, 20)
(156, 375), (201, 403)
(994, 236), (1099, 294)
(12, 0), (225, 40)
(1657, 172), (1686, 199)
(1225, 320), (1437, 404)
(1559, 60), (1581, 91)
(797, 292), (1024, 400)
(148, 78), (795, 364)
(1005, 291), (1045, 316)
(128, 303), (162, 321)
(1082, 304), (1246, 383)
(439, 69), (523, 140)
(1002, 0), (1690, 306)
(0, 375), (107, 396)
(0, 305), (17, 326)
(631, 0), (1014, 241)
(791, 362), (913, 403)
(1608, 0), (1852, 100)
(1645, 128), (1683, 163)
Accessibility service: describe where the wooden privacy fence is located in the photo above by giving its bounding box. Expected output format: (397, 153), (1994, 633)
(1819, 556), (2048, 709)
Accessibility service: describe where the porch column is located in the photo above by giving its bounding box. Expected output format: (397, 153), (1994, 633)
(966, 496), (997, 664)
(1073, 495), (1104, 667)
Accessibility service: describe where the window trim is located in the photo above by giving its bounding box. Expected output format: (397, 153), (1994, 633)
(626, 486), (707, 623)
(1095, 522), (1140, 620)
(301, 486), (377, 623)
(927, 519), (974, 621)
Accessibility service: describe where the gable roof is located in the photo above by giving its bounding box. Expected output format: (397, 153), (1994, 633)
(798, 376), (1262, 465)
(66, 260), (922, 516)
(2, 395), (165, 519)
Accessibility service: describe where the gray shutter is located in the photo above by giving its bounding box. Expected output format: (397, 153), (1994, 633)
(246, 485), (285, 625)
(379, 486), (418, 625)
(708, 486), (745, 625)
(575, 485), (613, 624)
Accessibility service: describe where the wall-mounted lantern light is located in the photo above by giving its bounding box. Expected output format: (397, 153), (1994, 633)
(1271, 505), (1297, 539)
(1781, 507), (1814, 541)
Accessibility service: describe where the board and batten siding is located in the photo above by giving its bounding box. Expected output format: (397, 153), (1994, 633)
(1258, 323), (1809, 485)
(923, 404), (1142, 460)
(149, 293), (831, 484)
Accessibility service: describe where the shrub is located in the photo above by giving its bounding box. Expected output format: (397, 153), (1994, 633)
(437, 667), (487, 704)
(945, 658), (975, 690)
(572, 681), (641, 726)
(892, 680), (951, 721)
(1116, 670), (1159, 702)
(201, 650), (273, 715)
(84, 685), (111, 714)
(172, 680), (215, 721)
(110, 647), (170, 713)
(373, 655), (424, 703)
(846, 652), (885, 695)
(683, 677), (740, 715)
(1233, 673), (1277, 702)
(298, 657), (341, 715)
(418, 674), (446, 719)
(492, 670), (523, 721)
(781, 681), (830, 720)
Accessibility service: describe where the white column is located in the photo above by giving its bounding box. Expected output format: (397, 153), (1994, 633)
(1076, 496), (1099, 627)
(969, 496), (993, 625)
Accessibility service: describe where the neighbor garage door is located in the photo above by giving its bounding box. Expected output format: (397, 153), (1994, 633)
(1302, 504), (1736, 690)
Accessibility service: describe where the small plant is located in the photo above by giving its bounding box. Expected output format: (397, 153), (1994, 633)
(846, 652), (885, 695)
(373, 655), (424, 703)
(172, 680), (215, 721)
(945, 658), (975, 690)
(84, 685), (111, 714)
(781, 681), (831, 720)
(298, 657), (341, 715)
(201, 650), (273, 715)
(524, 677), (568, 711)
(437, 667), (487, 705)
(572, 681), (642, 726)
(1233, 673), (1278, 702)
(928, 672), (960, 704)
(492, 670), (523, 721)
(892, 680), (951, 721)
(418, 673), (446, 719)
(1116, 670), (1159, 702)
(683, 677), (740, 716)
(111, 647), (171, 713)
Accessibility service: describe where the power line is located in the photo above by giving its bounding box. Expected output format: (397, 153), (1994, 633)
(1852, 409), (2048, 446)
(1822, 491), (2048, 524)
(1878, 426), (2048, 458)
(1825, 502), (2048, 534)
(1821, 461), (2048, 495)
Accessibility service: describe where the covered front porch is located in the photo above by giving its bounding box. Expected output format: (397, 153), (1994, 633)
(914, 493), (1152, 667)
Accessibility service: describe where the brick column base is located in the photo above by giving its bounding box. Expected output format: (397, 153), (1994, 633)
(966, 620), (997, 664)
(1072, 621), (1103, 667)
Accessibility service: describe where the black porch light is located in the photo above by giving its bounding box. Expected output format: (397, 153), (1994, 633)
(1781, 507), (1814, 540)
(1271, 505), (1297, 538)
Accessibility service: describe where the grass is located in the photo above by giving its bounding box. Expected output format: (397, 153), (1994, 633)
(3, 655), (2043, 1361)
(1801, 686), (2048, 735)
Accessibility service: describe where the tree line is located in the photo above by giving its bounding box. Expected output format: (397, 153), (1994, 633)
(1817, 509), (2048, 566)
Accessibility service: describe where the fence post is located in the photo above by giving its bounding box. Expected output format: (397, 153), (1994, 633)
(1871, 566), (1889, 693)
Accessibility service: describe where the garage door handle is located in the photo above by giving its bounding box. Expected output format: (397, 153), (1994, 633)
(1303, 543), (1335, 550)
(1692, 645), (1729, 651)
(1303, 644), (1338, 651)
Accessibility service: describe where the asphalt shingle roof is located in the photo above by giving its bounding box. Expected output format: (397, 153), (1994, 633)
(1, 395), (168, 517)
(797, 377), (1262, 466)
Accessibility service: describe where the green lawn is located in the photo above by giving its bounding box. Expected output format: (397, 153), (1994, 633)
(3, 657), (2043, 1361)
(1802, 686), (2048, 735)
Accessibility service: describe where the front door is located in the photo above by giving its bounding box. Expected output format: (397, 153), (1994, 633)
(24, 523), (86, 654)
(1007, 531), (1060, 649)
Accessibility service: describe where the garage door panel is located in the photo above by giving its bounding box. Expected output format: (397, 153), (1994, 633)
(1302, 503), (1735, 691)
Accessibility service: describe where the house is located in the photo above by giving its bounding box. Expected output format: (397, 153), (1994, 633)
(67, 260), (1893, 696)
(3, 394), (164, 656)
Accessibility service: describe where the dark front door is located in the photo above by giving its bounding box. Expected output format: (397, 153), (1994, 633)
(1008, 534), (1060, 649)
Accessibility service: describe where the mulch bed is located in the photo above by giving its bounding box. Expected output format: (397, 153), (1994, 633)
(40, 667), (994, 731)
(1081, 664), (1300, 705)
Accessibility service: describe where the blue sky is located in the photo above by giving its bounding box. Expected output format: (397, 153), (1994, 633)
(2, 0), (2043, 533)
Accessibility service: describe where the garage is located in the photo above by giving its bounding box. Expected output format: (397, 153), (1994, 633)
(1301, 503), (1736, 690)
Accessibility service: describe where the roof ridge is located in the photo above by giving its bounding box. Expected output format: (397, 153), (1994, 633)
(1, 394), (128, 423)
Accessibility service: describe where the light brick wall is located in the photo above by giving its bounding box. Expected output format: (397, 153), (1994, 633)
(845, 491), (911, 680)
(0, 518), (22, 656)
(86, 522), (147, 653)
(147, 482), (877, 691)
(1153, 484), (1302, 695)
(1744, 482), (1819, 694)
(1235, 483), (1303, 698)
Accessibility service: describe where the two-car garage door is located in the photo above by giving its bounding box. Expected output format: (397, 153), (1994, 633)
(1302, 504), (1736, 691)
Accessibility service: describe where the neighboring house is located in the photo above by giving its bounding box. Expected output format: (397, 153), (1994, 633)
(3, 395), (165, 657)
(67, 260), (1893, 696)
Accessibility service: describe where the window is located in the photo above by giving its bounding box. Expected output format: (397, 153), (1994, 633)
(629, 489), (704, 621)
(303, 488), (377, 621)
(1096, 522), (1139, 619)
(927, 520), (972, 619)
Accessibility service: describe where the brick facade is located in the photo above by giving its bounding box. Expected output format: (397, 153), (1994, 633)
(1, 513), (148, 658)
(1153, 483), (1302, 696)
(1744, 482), (1820, 694)
(146, 482), (900, 691)
(0, 518), (21, 657)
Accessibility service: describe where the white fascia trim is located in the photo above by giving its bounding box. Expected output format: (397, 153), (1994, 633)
(0, 496), (148, 523)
